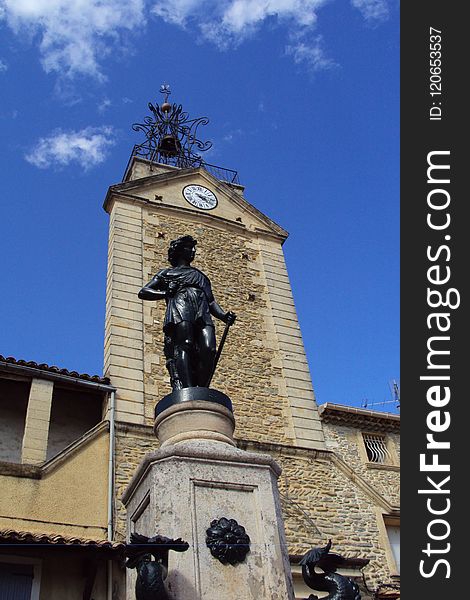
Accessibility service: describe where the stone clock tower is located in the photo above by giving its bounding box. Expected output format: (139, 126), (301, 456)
(103, 88), (326, 568)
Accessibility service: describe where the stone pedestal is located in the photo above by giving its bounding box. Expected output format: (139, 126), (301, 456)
(122, 391), (294, 600)
(154, 388), (235, 447)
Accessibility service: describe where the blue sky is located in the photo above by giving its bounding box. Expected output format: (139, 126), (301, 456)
(0, 0), (399, 411)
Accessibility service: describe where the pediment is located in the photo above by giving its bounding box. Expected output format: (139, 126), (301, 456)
(104, 161), (288, 240)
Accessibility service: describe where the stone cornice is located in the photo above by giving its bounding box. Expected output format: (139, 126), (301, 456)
(319, 403), (400, 433)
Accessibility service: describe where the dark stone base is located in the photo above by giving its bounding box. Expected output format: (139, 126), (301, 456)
(155, 387), (233, 418)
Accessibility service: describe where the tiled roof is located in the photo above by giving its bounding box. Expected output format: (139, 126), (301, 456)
(0, 529), (124, 550)
(0, 355), (110, 385)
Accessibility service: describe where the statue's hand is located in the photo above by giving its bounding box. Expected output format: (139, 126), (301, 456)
(223, 311), (236, 325)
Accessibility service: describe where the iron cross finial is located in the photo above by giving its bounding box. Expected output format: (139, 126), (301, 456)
(160, 83), (171, 103)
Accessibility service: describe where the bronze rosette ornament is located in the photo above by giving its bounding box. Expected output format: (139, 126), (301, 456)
(206, 517), (251, 566)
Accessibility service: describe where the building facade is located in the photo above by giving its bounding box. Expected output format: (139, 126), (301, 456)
(1, 103), (400, 599)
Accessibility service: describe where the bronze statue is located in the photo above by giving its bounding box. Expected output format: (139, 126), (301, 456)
(300, 540), (361, 600)
(125, 532), (189, 600)
(138, 235), (236, 390)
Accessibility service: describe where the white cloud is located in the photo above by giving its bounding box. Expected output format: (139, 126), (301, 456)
(151, 0), (339, 72)
(351, 0), (389, 22)
(98, 97), (112, 112)
(0, 0), (391, 80)
(0, 0), (146, 80)
(152, 0), (328, 49)
(25, 126), (116, 170)
(0, 58), (8, 72)
(286, 36), (337, 72)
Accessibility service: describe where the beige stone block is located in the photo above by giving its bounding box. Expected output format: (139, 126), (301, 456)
(115, 396), (144, 412)
(292, 409), (322, 429)
(108, 297), (133, 311)
(105, 323), (142, 343)
(111, 210), (142, 226)
(258, 269), (289, 281)
(111, 234), (142, 249)
(273, 317), (301, 330)
(111, 377), (144, 394)
(109, 306), (143, 323)
(289, 397), (318, 410)
(277, 338), (305, 352)
(113, 223), (142, 237)
(22, 437), (48, 452)
(111, 206), (142, 221)
(263, 266), (290, 279)
(25, 424), (50, 438)
(143, 234), (158, 244)
(107, 275), (143, 292)
(25, 408), (50, 422)
(285, 388), (315, 401)
(283, 367), (312, 381)
(291, 405), (322, 420)
(111, 214), (142, 229)
(105, 334), (144, 350)
(268, 293), (297, 308)
(111, 256), (142, 272)
(295, 438), (326, 450)
(113, 388), (146, 403)
(107, 355), (144, 371)
(275, 323), (302, 337)
(111, 266), (143, 282)
(294, 433), (325, 447)
(108, 364), (144, 381)
(107, 285), (141, 301)
(281, 357), (310, 370)
(271, 305), (299, 319)
(111, 246), (142, 262)
(21, 449), (45, 464)
(293, 423), (325, 437)
(106, 346), (144, 363)
(113, 201), (142, 216)
(115, 409), (145, 424)
(144, 354), (160, 371)
(107, 315), (143, 332)
(106, 324), (143, 342)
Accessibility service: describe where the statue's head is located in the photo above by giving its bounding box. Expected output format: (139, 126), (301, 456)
(168, 235), (197, 266)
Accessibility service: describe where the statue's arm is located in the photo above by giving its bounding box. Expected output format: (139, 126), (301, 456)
(138, 274), (167, 301)
(209, 300), (228, 321)
(208, 294), (236, 325)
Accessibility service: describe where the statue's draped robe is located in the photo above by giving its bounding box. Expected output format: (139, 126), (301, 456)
(152, 266), (215, 331)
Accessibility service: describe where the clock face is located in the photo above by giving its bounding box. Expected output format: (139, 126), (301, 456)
(182, 185), (218, 210)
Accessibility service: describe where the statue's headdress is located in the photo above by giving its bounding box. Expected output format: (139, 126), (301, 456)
(168, 235), (197, 266)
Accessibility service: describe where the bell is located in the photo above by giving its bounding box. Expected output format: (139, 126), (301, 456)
(158, 134), (181, 156)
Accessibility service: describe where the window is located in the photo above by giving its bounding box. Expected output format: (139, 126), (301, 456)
(362, 433), (391, 464)
(0, 559), (41, 600)
(386, 524), (400, 573)
(383, 517), (400, 575)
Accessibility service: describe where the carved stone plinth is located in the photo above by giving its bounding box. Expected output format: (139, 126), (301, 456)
(122, 437), (295, 600)
(154, 387), (235, 447)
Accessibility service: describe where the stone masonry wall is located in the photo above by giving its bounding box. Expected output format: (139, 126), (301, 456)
(273, 446), (398, 593)
(114, 424), (157, 541)
(323, 422), (400, 508)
